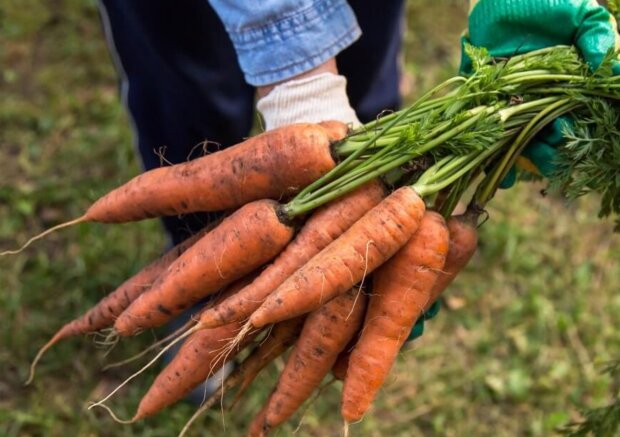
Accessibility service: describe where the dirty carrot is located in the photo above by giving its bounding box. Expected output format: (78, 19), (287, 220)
(2, 122), (345, 255)
(102, 271), (257, 373)
(341, 211), (449, 424)
(198, 180), (385, 329)
(113, 199), (295, 335)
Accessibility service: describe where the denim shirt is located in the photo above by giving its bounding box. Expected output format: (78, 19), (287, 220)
(208, 0), (361, 86)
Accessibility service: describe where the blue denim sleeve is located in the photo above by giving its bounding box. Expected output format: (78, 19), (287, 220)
(208, 0), (361, 86)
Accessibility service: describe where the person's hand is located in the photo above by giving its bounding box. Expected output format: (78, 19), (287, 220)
(256, 59), (360, 131)
(460, 0), (620, 187)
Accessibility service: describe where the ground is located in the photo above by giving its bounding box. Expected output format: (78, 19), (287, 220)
(1, 1), (619, 436)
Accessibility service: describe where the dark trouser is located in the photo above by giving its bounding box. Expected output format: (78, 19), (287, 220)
(98, 0), (405, 245)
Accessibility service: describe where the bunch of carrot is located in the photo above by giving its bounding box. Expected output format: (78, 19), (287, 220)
(5, 45), (620, 434)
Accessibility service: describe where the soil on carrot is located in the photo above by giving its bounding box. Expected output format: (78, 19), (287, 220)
(1, 1), (619, 436)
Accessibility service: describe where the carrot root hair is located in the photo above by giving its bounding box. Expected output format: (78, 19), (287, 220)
(102, 319), (197, 371)
(93, 327), (120, 350)
(0, 215), (87, 256)
(177, 369), (243, 437)
(177, 392), (220, 437)
(92, 328), (122, 358)
(214, 321), (254, 367)
(89, 402), (137, 424)
(88, 325), (199, 411)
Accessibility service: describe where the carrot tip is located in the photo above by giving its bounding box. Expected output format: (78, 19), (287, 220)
(25, 326), (71, 385)
(0, 215), (87, 256)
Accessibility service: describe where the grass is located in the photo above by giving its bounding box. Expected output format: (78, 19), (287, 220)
(1, 1), (619, 436)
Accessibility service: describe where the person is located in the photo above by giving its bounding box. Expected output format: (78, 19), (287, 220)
(96, 0), (619, 359)
(97, 0), (404, 247)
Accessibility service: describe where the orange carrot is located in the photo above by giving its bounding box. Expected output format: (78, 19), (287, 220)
(86, 123), (341, 223)
(249, 186), (426, 329)
(1, 123), (346, 256)
(198, 180), (386, 329)
(260, 288), (367, 433)
(425, 210), (478, 310)
(25, 226), (214, 384)
(114, 200), (295, 336)
(341, 211), (449, 423)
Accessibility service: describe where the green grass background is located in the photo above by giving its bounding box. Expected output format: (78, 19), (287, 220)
(1, 1), (619, 436)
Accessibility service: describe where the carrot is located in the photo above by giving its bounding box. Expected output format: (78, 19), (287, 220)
(87, 122), (343, 223)
(0, 123), (344, 256)
(341, 211), (450, 424)
(249, 186), (426, 329)
(260, 288), (367, 433)
(113, 199), (295, 336)
(25, 225), (214, 384)
(198, 180), (386, 329)
(425, 210), (478, 310)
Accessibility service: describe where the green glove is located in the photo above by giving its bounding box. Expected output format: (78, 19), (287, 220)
(499, 117), (573, 188)
(407, 300), (441, 342)
(461, 0), (620, 76)
(460, 0), (620, 187)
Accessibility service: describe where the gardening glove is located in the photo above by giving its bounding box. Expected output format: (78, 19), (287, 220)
(499, 116), (574, 188)
(407, 300), (442, 342)
(256, 72), (361, 131)
(460, 0), (620, 187)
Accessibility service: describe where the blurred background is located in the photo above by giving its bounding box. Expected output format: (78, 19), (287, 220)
(1, 1), (619, 436)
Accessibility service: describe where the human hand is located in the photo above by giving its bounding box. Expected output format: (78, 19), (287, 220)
(460, 0), (620, 187)
(256, 59), (360, 131)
